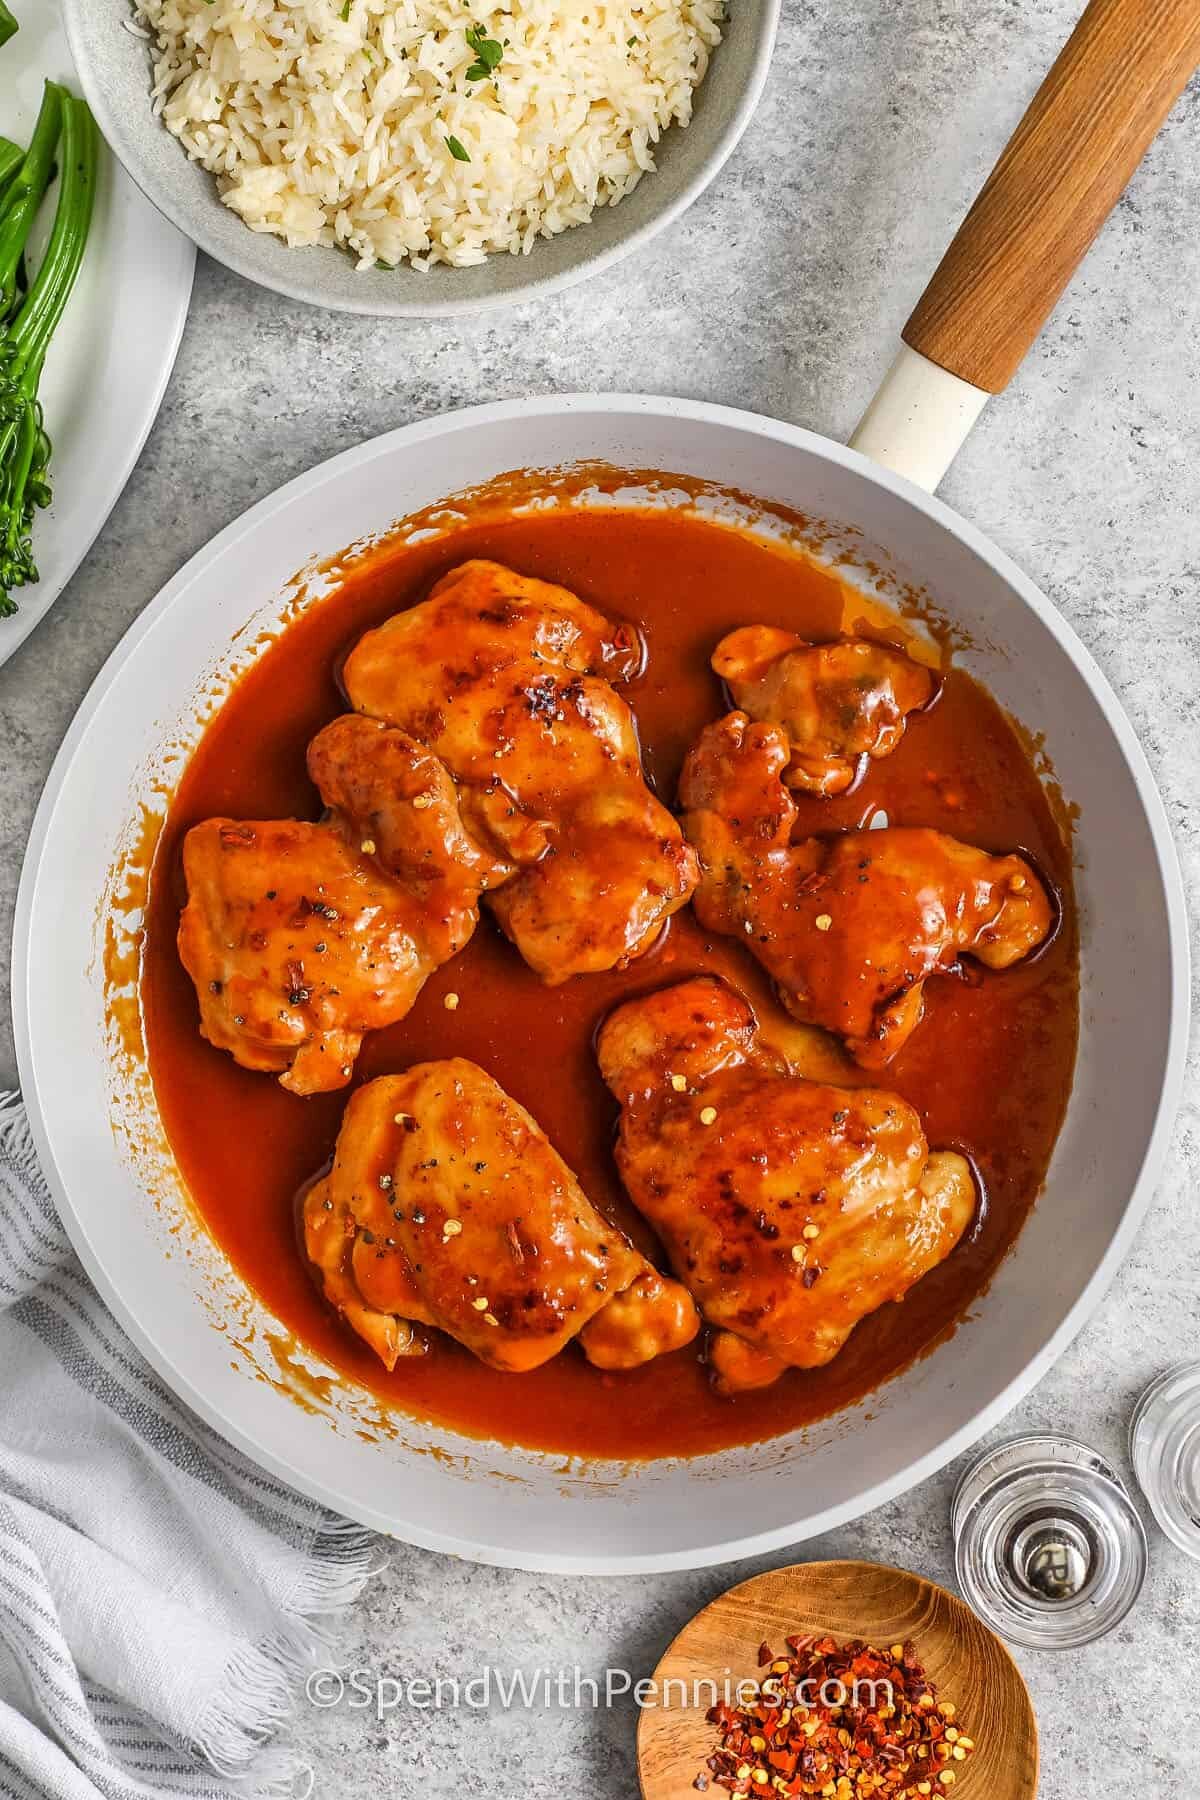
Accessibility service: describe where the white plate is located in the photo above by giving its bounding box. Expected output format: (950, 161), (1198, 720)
(0, 1), (193, 666)
(13, 397), (1189, 1573)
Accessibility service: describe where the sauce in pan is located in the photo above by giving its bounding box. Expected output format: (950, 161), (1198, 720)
(140, 504), (1079, 1459)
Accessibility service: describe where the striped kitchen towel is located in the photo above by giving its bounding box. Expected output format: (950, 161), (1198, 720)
(0, 1094), (373, 1800)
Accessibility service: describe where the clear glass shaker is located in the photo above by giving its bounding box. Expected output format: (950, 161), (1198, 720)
(1130, 1361), (1200, 1560)
(951, 1432), (1148, 1649)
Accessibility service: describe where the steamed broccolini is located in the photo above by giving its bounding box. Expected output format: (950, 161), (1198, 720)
(0, 79), (98, 616)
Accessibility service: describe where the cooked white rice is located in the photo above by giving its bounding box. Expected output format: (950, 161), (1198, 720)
(134, 0), (724, 270)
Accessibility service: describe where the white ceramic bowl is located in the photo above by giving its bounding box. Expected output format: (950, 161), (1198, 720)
(62, 0), (780, 317)
(14, 396), (1189, 1572)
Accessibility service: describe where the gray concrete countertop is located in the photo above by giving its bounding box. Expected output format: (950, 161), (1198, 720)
(3, 1), (1197, 1794)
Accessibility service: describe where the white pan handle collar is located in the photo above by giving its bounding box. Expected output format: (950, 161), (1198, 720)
(849, 345), (989, 493)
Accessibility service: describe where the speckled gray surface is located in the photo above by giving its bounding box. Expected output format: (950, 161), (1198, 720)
(2, 0), (1198, 1794)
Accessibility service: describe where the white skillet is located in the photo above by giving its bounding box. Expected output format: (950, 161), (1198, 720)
(11, 0), (1194, 1571)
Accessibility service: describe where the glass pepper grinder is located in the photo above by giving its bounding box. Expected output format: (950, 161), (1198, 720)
(951, 1433), (1148, 1649)
(1129, 1360), (1200, 1561)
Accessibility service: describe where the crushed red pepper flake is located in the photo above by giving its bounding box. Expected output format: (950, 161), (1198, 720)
(701, 1635), (977, 1797)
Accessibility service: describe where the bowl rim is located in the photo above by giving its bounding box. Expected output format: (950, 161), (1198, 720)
(61, 0), (783, 318)
(13, 394), (1192, 1571)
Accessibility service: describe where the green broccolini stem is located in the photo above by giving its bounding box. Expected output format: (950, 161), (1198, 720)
(0, 83), (61, 316)
(11, 92), (98, 382)
(0, 144), (22, 219)
(0, 138), (24, 205)
(3, 398), (37, 557)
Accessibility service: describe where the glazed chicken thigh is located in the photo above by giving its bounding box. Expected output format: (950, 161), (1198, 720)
(179, 720), (500, 1094)
(680, 711), (1054, 1067)
(341, 559), (698, 982)
(597, 977), (977, 1391)
(303, 1061), (699, 1373)
(712, 626), (935, 796)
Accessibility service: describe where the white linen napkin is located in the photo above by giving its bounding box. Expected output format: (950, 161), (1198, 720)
(0, 1093), (373, 1800)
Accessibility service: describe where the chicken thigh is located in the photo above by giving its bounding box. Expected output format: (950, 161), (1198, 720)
(596, 977), (977, 1390)
(179, 721), (499, 1094)
(341, 559), (698, 982)
(712, 626), (935, 796)
(303, 1061), (699, 1373)
(680, 711), (1054, 1067)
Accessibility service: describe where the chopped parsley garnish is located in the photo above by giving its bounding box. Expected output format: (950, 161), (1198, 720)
(627, 33), (637, 44)
(465, 22), (504, 79)
(445, 134), (472, 161)
(340, 0), (351, 17)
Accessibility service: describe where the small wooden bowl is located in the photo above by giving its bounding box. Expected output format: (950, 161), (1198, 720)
(637, 1560), (1037, 1800)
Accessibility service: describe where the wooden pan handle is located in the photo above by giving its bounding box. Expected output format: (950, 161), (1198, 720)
(903, 0), (1200, 395)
